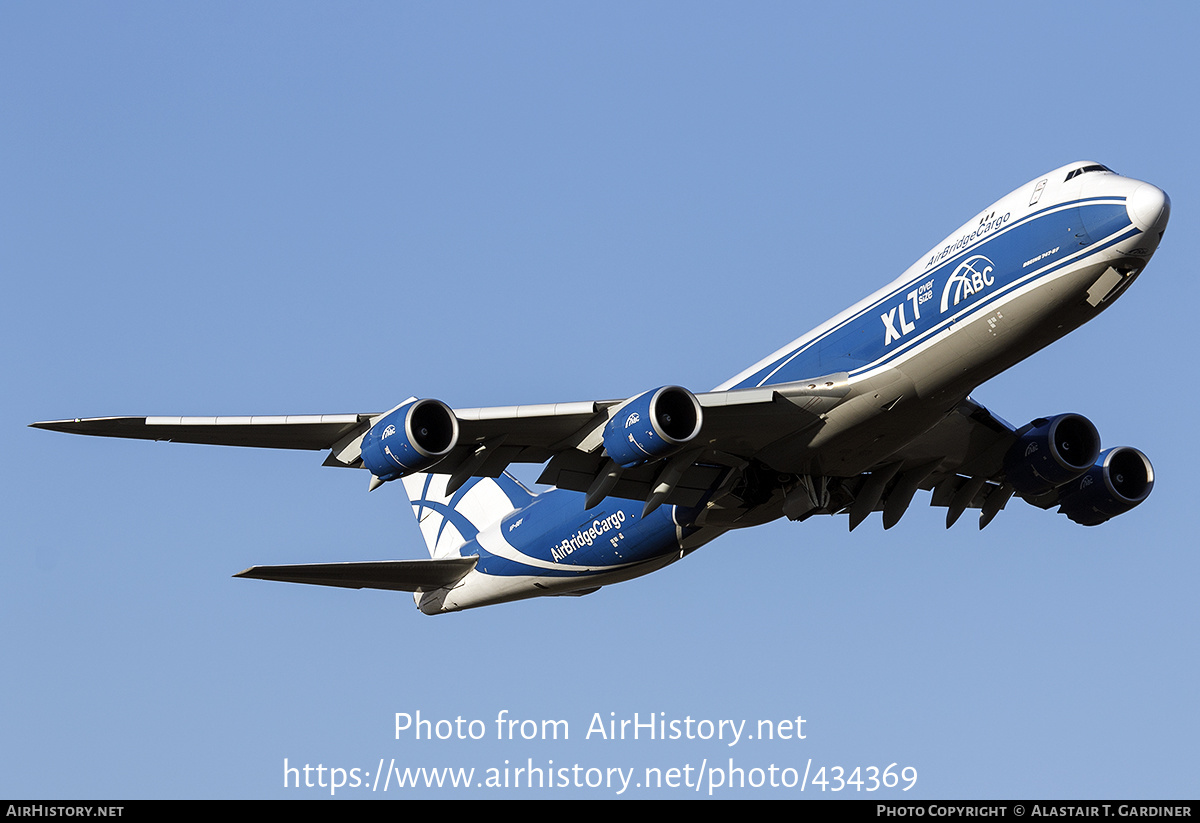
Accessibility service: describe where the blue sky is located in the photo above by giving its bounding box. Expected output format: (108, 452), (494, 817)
(4, 1), (1198, 798)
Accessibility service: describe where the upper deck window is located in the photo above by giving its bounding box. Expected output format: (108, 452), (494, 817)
(1064, 164), (1113, 182)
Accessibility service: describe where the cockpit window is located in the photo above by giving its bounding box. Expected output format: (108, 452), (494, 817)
(1064, 164), (1113, 182)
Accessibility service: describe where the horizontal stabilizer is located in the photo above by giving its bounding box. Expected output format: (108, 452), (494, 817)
(234, 557), (478, 592)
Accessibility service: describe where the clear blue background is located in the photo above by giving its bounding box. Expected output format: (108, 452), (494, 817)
(3, 1), (1196, 798)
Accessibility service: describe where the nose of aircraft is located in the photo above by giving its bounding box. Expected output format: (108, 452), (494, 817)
(1128, 183), (1170, 233)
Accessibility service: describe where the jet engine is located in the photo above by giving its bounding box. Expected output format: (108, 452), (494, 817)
(603, 385), (703, 468)
(359, 399), (459, 482)
(1004, 413), (1101, 496)
(1056, 447), (1154, 526)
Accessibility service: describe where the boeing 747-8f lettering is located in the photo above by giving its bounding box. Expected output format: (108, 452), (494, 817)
(33, 162), (1169, 613)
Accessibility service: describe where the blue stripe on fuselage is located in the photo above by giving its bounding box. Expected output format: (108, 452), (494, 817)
(732, 198), (1136, 389)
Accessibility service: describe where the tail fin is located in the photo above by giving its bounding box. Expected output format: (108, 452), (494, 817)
(400, 471), (535, 558)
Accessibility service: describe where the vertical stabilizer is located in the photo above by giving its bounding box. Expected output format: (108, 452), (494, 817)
(400, 471), (535, 558)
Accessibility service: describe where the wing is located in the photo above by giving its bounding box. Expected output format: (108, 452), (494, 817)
(827, 397), (1024, 531)
(829, 397), (1152, 530)
(31, 381), (1150, 529)
(30, 376), (851, 513)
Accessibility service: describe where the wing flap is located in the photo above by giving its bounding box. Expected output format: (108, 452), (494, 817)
(855, 398), (1017, 492)
(537, 449), (727, 507)
(234, 557), (478, 592)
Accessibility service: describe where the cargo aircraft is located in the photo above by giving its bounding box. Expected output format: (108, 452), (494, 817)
(33, 162), (1170, 614)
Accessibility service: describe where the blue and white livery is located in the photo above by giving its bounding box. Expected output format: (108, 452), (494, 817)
(33, 162), (1170, 613)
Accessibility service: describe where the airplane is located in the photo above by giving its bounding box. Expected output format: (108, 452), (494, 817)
(32, 161), (1170, 614)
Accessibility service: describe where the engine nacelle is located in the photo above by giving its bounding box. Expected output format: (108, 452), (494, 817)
(1057, 447), (1154, 526)
(603, 385), (703, 468)
(359, 399), (459, 482)
(1004, 413), (1101, 496)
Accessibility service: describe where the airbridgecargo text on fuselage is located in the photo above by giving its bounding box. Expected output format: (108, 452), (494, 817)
(551, 511), (627, 562)
(925, 211), (1011, 269)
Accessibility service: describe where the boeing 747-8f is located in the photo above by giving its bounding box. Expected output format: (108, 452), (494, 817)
(34, 162), (1169, 613)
